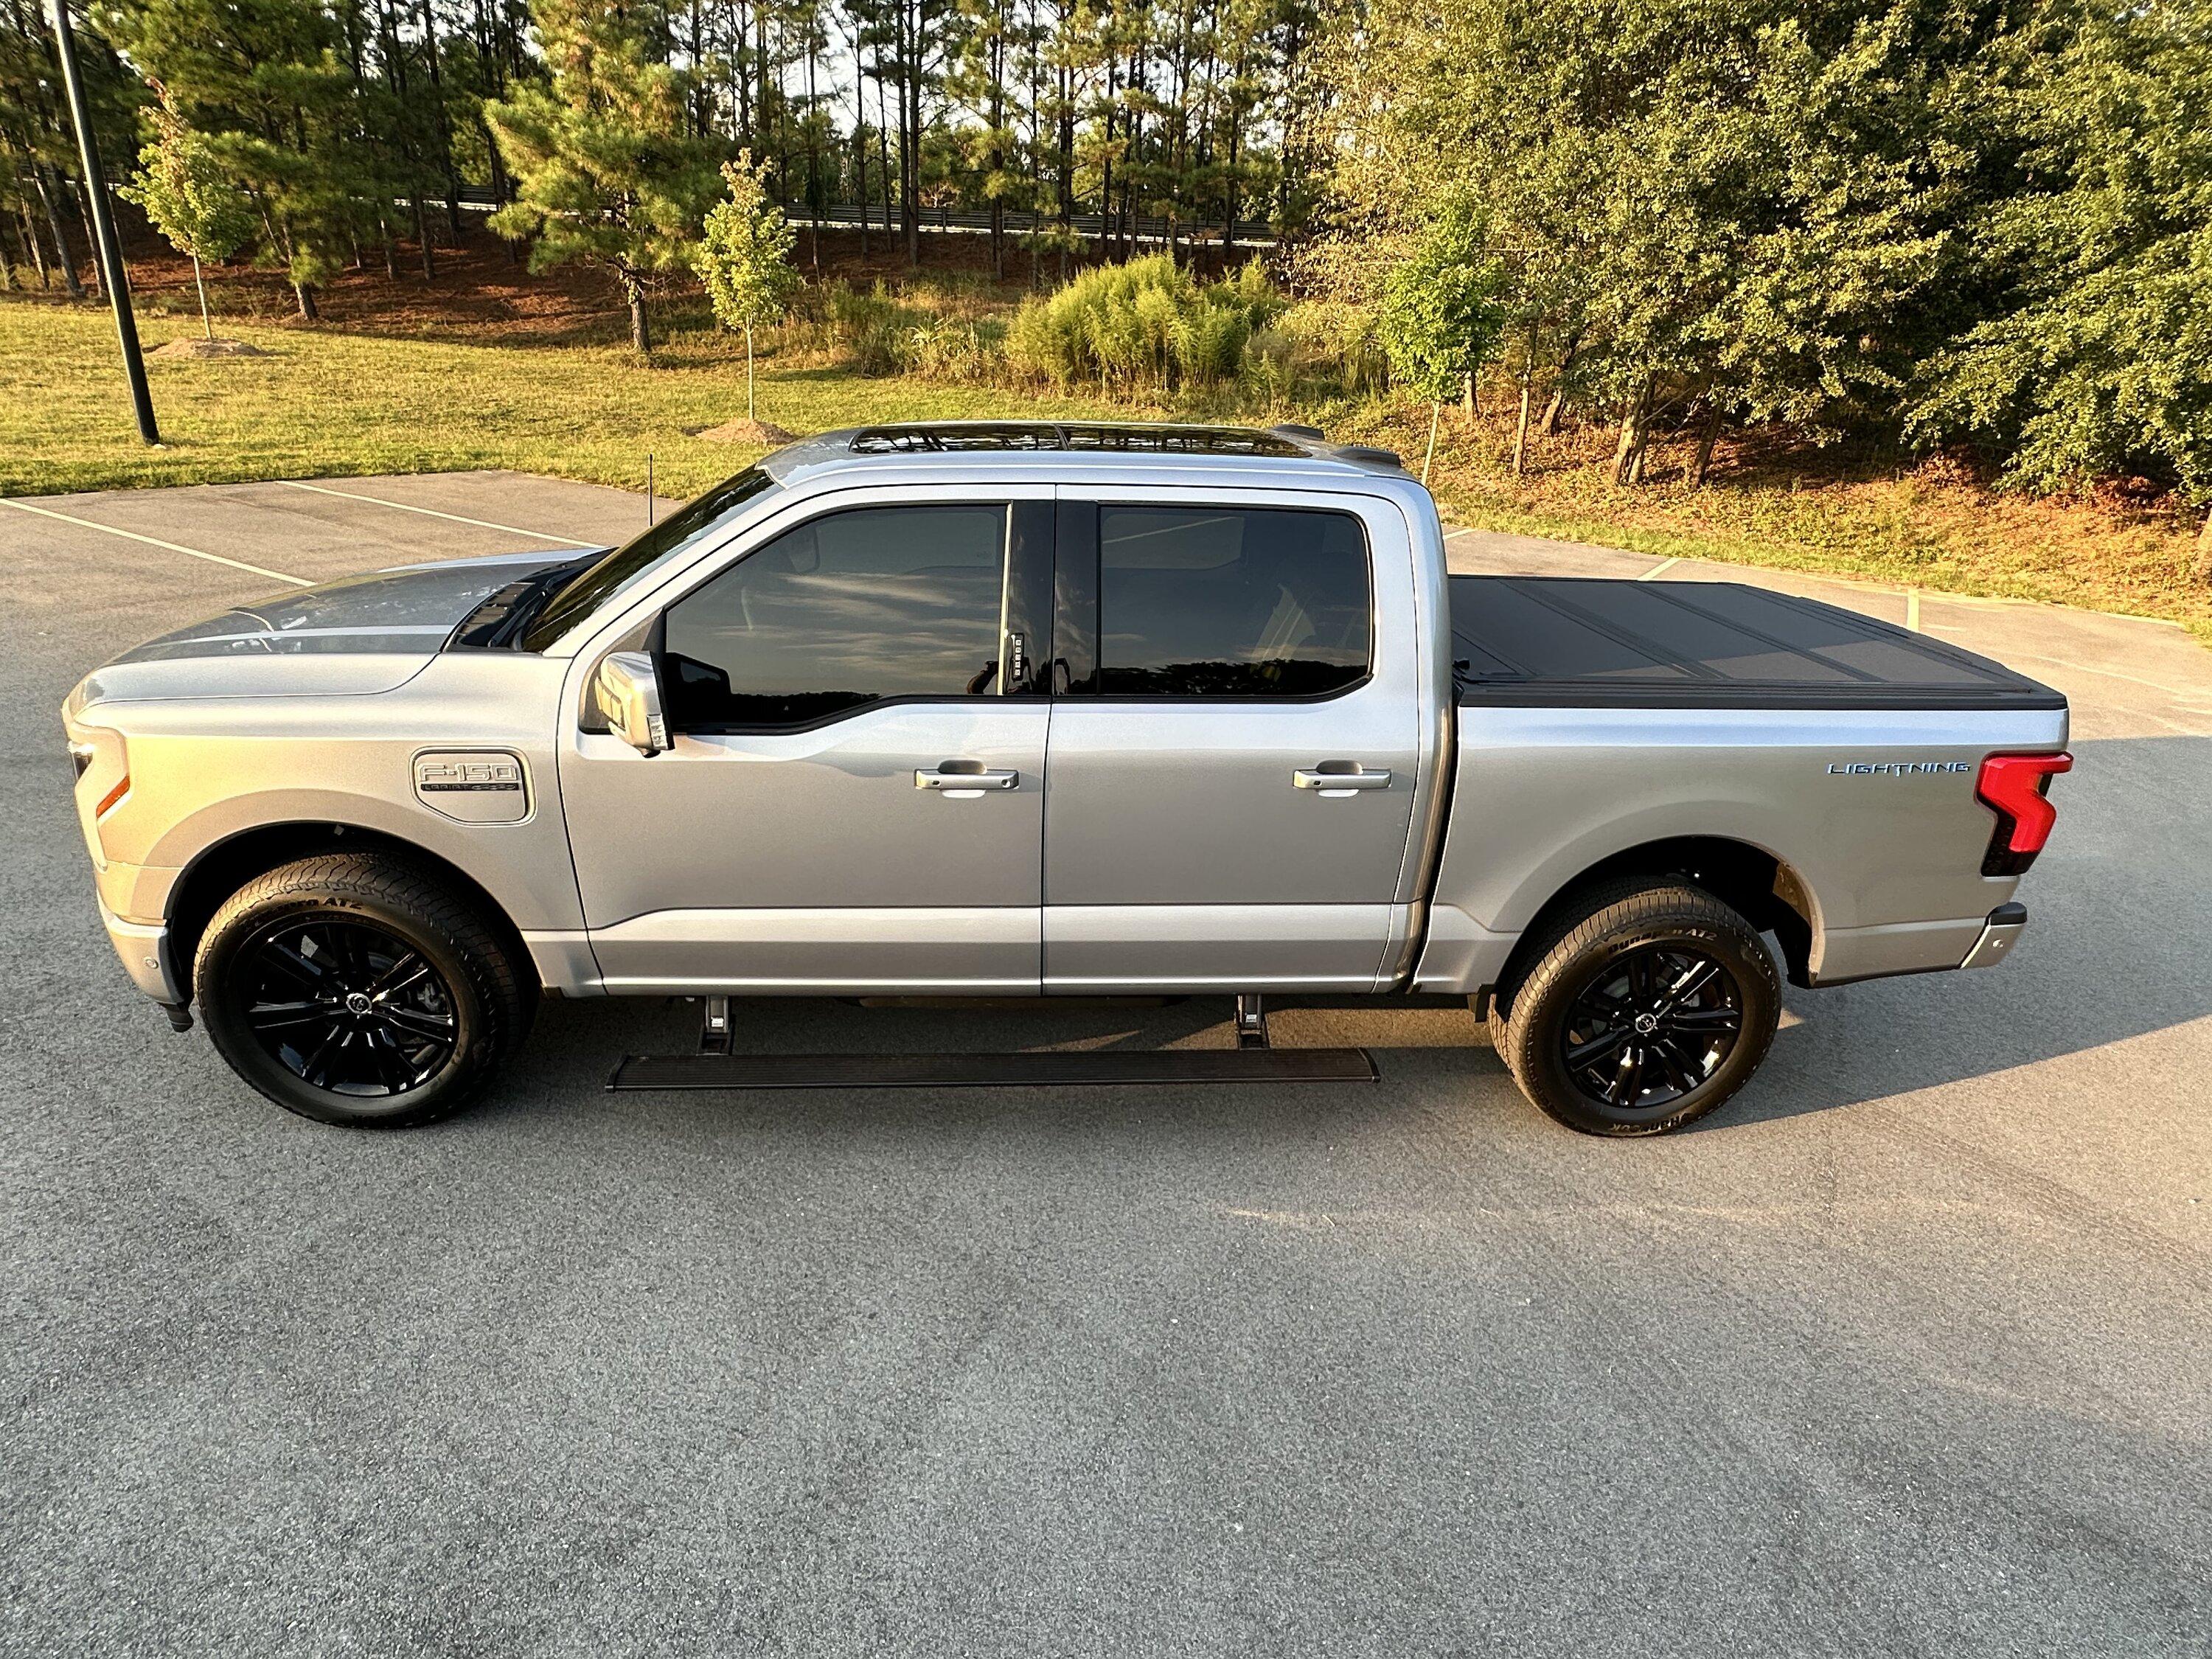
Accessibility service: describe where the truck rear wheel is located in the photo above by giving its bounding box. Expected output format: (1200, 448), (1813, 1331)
(194, 852), (532, 1129)
(1487, 879), (1779, 1137)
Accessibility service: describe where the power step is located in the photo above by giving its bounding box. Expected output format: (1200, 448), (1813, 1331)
(607, 995), (1378, 1092)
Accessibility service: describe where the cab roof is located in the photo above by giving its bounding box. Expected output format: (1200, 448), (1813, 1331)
(757, 421), (1409, 487)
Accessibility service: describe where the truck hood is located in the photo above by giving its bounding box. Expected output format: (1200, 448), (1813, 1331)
(66, 549), (592, 712)
(66, 553), (597, 721)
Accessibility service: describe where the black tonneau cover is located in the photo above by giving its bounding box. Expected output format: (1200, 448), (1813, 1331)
(1450, 577), (2065, 711)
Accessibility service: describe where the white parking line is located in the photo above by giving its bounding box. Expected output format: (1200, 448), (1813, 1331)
(1638, 557), (1680, 581)
(1441, 527), (1476, 542)
(2013, 650), (2208, 703)
(277, 479), (602, 546)
(0, 497), (310, 586)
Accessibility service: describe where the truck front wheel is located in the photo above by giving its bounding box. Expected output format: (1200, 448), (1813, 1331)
(194, 852), (532, 1129)
(1487, 880), (1781, 1136)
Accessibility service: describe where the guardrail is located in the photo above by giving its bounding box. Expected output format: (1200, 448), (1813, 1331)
(428, 187), (1276, 248)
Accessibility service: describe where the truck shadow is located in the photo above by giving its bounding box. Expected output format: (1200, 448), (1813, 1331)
(1697, 731), (2211, 1130)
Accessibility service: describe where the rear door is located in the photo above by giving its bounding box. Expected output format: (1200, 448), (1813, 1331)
(561, 490), (1056, 994)
(1041, 490), (1423, 992)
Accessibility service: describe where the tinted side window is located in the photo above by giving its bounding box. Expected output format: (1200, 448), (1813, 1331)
(1093, 507), (1370, 697)
(663, 505), (1008, 729)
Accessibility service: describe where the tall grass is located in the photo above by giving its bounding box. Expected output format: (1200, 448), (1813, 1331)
(1005, 254), (1282, 391)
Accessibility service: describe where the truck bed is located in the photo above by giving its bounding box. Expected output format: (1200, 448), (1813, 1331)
(1449, 577), (2065, 711)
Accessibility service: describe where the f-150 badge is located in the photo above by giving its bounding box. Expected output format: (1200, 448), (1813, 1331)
(414, 751), (529, 823)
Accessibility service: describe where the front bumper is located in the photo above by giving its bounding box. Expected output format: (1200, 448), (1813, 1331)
(98, 895), (183, 1005)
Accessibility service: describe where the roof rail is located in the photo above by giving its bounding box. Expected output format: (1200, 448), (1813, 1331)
(846, 422), (1309, 459)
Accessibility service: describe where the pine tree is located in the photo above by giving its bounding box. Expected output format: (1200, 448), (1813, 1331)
(484, 0), (714, 354)
(108, 0), (367, 319)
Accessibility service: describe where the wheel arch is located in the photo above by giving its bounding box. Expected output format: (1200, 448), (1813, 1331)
(167, 822), (538, 1006)
(1492, 835), (1818, 1005)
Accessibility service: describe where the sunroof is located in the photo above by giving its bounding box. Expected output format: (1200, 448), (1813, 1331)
(847, 422), (1310, 458)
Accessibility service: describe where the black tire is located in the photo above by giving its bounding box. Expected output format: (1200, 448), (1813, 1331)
(1486, 878), (1779, 1137)
(193, 852), (532, 1129)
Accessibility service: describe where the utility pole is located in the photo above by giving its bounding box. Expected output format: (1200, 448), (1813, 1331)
(48, 0), (159, 445)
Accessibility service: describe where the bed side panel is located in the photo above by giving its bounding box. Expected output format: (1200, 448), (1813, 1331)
(1413, 702), (2070, 994)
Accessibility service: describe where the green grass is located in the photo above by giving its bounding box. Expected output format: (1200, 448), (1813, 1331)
(12, 293), (2208, 639)
(2, 301), (1127, 499)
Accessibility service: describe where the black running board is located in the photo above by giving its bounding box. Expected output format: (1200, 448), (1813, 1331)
(608, 1046), (1378, 1092)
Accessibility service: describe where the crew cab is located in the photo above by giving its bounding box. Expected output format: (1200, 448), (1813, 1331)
(62, 422), (2072, 1135)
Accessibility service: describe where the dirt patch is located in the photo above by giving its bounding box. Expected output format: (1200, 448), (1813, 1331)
(694, 417), (796, 446)
(149, 337), (269, 359)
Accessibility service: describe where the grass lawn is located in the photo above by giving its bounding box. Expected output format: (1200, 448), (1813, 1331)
(11, 288), (2209, 639)
(2, 300), (1129, 501)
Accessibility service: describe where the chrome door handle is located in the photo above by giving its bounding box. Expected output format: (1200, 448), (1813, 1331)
(1293, 765), (1392, 794)
(917, 765), (1020, 793)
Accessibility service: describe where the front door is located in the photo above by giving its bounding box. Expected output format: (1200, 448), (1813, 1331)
(562, 497), (1054, 994)
(1041, 493), (1425, 992)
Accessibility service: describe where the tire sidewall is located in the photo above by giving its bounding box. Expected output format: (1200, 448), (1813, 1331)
(198, 889), (490, 1127)
(1514, 915), (1778, 1137)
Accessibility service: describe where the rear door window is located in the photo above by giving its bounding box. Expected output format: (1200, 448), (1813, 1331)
(1073, 506), (1371, 697)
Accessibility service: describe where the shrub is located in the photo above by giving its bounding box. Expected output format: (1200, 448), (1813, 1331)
(1006, 254), (1282, 392)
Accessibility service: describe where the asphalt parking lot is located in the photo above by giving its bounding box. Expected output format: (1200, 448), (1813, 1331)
(4, 470), (2208, 1657)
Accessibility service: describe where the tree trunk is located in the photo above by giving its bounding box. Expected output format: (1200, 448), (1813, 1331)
(2194, 509), (2212, 588)
(1421, 400), (1441, 485)
(1462, 372), (1475, 426)
(414, 196), (437, 280)
(295, 281), (320, 321)
(1512, 372), (1531, 476)
(193, 254), (213, 339)
(17, 204), (50, 288)
(417, 0), (466, 242)
(627, 277), (650, 355)
(35, 168), (83, 299)
(1541, 331), (1583, 434)
(855, 128), (869, 256)
(1610, 378), (1652, 487)
(74, 179), (102, 299)
(1691, 402), (1723, 487)
(745, 321), (756, 421)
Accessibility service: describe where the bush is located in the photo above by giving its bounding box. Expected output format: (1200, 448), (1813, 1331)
(780, 277), (1001, 377)
(1239, 301), (1391, 403)
(1006, 254), (1282, 391)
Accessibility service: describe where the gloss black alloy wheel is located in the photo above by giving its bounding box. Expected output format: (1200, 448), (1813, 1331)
(1486, 879), (1781, 1137)
(1558, 945), (1744, 1112)
(237, 917), (458, 1097)
(195, 852), (534, 1129)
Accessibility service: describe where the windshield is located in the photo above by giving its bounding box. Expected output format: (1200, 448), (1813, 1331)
(519, 466), (781, 652)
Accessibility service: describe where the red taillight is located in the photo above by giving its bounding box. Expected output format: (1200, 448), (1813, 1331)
(1975, 752), (2071, 874)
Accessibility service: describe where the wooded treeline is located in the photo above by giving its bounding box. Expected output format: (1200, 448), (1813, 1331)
(1, 0), (1324, 310)
(1322, 0), (2212, 522)
(3, 0), (2208, 522)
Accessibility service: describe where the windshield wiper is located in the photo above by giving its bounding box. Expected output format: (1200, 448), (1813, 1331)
(447, 554), (603, 651)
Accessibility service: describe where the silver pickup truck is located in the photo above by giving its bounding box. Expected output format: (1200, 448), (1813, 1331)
(62, 422), (2072, 1136)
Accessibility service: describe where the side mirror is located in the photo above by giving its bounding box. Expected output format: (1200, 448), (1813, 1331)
(592, 650), (669, 757)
